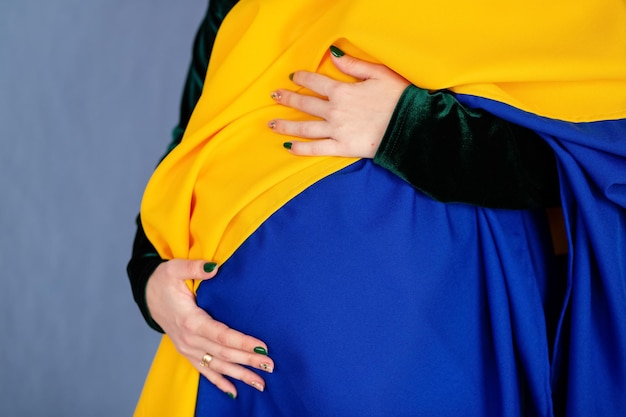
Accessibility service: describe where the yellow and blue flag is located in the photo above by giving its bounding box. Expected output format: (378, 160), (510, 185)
(137, 1), (626, 415)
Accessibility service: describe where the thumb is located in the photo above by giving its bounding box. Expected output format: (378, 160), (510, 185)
(170, 259), (220, 281)
(329, 45), (382, 81)
(196, 260), (219, 280)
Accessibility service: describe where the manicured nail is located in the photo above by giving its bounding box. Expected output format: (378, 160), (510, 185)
(329, 45), (344, 57)
(283, 142), (292, 150)
(203, 262), (217, 273)
(250, 381), (265, 392)
(270, 91), (281, 100)
(254, 346), (268, 355)
(288, 72), (294, 81)
(259, 362), (274, 373)
(226, 392), (236, 399)
(268, 120), (276, 129)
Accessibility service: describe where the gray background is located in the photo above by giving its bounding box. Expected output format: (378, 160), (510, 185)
(1, 1), (206, 415)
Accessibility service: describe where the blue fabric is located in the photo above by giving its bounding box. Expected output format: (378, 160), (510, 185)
(456, 95), (626, 416)
(195, 159), (559, 416)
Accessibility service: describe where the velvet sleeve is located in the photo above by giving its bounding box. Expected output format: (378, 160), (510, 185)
(373, 85), (560, 209)
(127, 0), (238, 333)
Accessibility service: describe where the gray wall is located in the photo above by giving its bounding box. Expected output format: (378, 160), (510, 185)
(0, 1), (206, 415)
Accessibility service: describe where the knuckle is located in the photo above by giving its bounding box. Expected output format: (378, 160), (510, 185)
(331, 82), (350, 97)
(186, 260), (200, 278)
(178, 314), (198, 333)
(294, 123), (309, 137)
(177, 330), (194, 348)
(326, 106), (342, 120)
(178, 343), (194, 357)
(206, 358), (225, 374)
(160, 260), (174, 276)
(289, 93), (305, 109)
(218, 349), (234, 363)
(214, 324), (231, 346)
(307, 143), (325, 156)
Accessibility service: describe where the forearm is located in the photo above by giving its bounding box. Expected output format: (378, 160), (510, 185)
(374, 85), (560, 209)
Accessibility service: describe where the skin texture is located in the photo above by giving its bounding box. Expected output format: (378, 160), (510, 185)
(268, 51), (410, 158)
(145, 50), (417, 397)
(146, 260), (274, 397)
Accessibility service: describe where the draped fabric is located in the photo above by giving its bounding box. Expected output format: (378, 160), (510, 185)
(454, 96), (626, 415)
(135, 0), (626, 415)
(194, 160), (557, 416)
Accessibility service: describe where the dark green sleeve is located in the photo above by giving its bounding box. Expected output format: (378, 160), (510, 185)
(166, 0), (240, 156)
(374, 85), (560, 209)
(127, 216), (166, 333)
(127, 0), (238, 333)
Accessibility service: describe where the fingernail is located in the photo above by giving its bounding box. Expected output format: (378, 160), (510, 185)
(283, 142), (292, 150)
(329, 45), (344, 57)
(288, 72), (294, 81)
(250, 381), (265, 392)
(203, 262), (217, 273)
(270, 91), (281, 100)
(226, 392), (236, 399)
(268, 120), (276, 129)
(259, 362), (274, 373)
(254, 346), (268, 355)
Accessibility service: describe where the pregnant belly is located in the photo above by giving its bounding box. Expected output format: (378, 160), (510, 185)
(195, 159), (553, 417)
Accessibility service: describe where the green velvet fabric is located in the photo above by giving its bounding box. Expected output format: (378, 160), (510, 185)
(127, 1), (237, 333)
(165, 0), (239, 156)
(374, 86), (560, 209)
(128, 216), (166, 333)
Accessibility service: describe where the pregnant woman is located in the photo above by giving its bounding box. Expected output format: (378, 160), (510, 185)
(129, 1), (626, 416)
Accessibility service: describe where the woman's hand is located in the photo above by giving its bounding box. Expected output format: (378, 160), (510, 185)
(146, 259), (274, 398)
(268, 46), (410, 158)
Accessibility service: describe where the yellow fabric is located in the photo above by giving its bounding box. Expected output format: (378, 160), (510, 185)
(135, 0), (626, 415)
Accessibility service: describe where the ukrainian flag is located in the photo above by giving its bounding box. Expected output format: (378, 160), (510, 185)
(137, 1), (626, 415)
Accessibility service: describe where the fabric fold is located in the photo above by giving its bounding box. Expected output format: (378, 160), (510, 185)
(135, 1), (626, 415)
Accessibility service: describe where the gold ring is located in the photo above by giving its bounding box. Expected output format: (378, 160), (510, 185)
(200, 353), (213, 367)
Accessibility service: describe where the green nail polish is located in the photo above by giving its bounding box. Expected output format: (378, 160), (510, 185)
(283, 142), (292, 150)
(329, 45), (345, 57)
(288, 72), (294, 81)
(203, 262), (217, 273)
(226, 392), (236, 399)
(254, 346), (268, 355)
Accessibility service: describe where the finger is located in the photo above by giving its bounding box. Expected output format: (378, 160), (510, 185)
(195, 357), (265, 398)
(185, 322), (274, 394)
(196, 361), (240, 398)
(201, 336), (275, 375)
(166, 259), (220, 281)
(175, 304), (272, 367)
(198, 355), (267, 393)
(289, 71), (339, 98)
(271, 89), (329, 118)
(162, 304), (256, 372)
(201, 319), (269, 357)
(268, 119), (329, 139)
(328, 45), (387, 81)
(193, 319), (274, 373)
(284, 139), (340, 157)
(202, 372), (238, 398)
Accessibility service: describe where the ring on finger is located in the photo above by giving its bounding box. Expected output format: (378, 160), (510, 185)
(200, 353), (213, 367)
